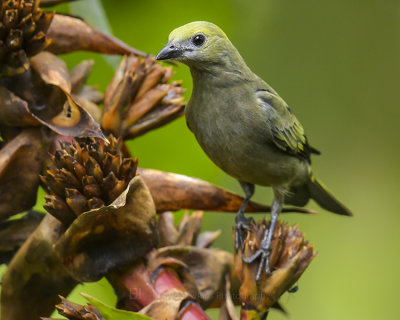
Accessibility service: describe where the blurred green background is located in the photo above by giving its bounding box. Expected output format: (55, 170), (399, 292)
(2, 0), (400, 319)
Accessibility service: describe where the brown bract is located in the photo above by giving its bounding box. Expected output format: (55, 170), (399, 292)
(101, 55), (185, 139)
(139, 289), (192, 320)
(55, 175), (158, 282)
(0, 214), (78, 320)
(149, 246), (234, 309)
(30, 52), (105, 139)
(235, 221), (316, 318)
(149, 212), (235, 310)
(0, 210), (44, 264)
(138, 168), (316, 214)
(0, 51), (104, 139)
(0, 128), (49, 220)
(46, 14), (147, 57)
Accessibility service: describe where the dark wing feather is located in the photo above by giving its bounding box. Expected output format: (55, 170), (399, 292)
(256, 89), (319, 162)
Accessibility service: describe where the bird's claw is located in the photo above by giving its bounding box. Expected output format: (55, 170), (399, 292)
(235, 214), (252, 250)
(242, 231), (272, 282)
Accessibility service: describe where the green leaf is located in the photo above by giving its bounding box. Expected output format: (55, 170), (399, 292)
(81, 293), (153, 320)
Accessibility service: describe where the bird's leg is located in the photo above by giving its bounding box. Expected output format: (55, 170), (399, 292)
(243, 188), (284, 281)
(235, 181), (255, 250)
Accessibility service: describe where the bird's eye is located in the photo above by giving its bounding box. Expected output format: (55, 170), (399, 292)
(192, 34), (206, 47)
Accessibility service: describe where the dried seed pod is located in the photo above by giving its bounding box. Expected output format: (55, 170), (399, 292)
(41, 135), (137, 226)
(235, 220), (316, 317)
(102, 55), (185, 139)
(0, 0), (54, 77)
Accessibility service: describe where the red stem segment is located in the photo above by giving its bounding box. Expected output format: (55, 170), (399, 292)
(108, 260), (211, 320)
(153, 267), (211, 320)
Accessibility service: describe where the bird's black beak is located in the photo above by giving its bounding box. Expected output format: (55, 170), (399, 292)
(156, 43), (183, 60)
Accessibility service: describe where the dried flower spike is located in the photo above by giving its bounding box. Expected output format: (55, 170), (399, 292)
(41, 135), (137, 226)
(0, 0), (54, 77)
(54, 296), (105, 320)
(235, 220), (316, 319)
(102, 55), (185, 139)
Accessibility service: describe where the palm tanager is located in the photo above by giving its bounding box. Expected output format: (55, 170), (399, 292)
(156, 21), (352, 280)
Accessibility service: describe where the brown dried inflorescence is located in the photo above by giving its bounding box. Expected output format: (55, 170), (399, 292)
(0, 0), (54, 77)
(0, 52), (105, 222)
(41, 135), (137, 226)
(102, 55), (185, 139)
(53, 296), (105, 320)
(235, 220), (316, 319)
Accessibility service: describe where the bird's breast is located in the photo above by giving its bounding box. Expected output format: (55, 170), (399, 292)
(186, 86), (307, 187)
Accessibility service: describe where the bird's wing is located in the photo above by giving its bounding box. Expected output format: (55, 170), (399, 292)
(256, 89), (319, 162)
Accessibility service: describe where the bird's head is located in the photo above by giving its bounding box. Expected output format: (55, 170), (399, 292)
(156, 21), (235, 68)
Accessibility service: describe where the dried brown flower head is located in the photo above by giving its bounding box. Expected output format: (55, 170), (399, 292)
(41, 135), (137, 226)
(0, 0), (54, 77)
(102, 55), (185, 139)
(235, 220), (316, 318)
(53, 296), (105, 320)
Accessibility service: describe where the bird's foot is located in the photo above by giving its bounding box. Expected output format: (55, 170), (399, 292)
(242, 230), (272, 281)
(235, 213), (252, 251)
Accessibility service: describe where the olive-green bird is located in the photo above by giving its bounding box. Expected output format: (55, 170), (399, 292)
(156, 21), (352, 280)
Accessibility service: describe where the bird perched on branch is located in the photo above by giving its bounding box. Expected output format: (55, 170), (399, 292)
(156, 21), (352, 280)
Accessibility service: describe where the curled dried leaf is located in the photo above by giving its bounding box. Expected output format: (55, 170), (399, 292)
(0, 85), (40, 127)
(0, 128), (49, 220)
(32, 92), (106, 140)
(139, 289), (192, 320)
(30, 51), (72, 93)
(47, 14), (147, 56)
(1, 51), (105, 139)
(28, 52), (105, 139)
(0, 215), (77, 320)
(54, 176), (158, 282)
(0, 210), (44, 264)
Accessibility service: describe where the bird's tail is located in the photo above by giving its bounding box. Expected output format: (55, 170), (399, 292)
(285, 176), (353, 216)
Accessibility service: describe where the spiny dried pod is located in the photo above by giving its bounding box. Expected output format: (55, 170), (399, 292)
(41, 135), (137, 226)
(102, 55), (185, 139)
(235, 220), (316, 319)
(0, 0), (54, 77)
